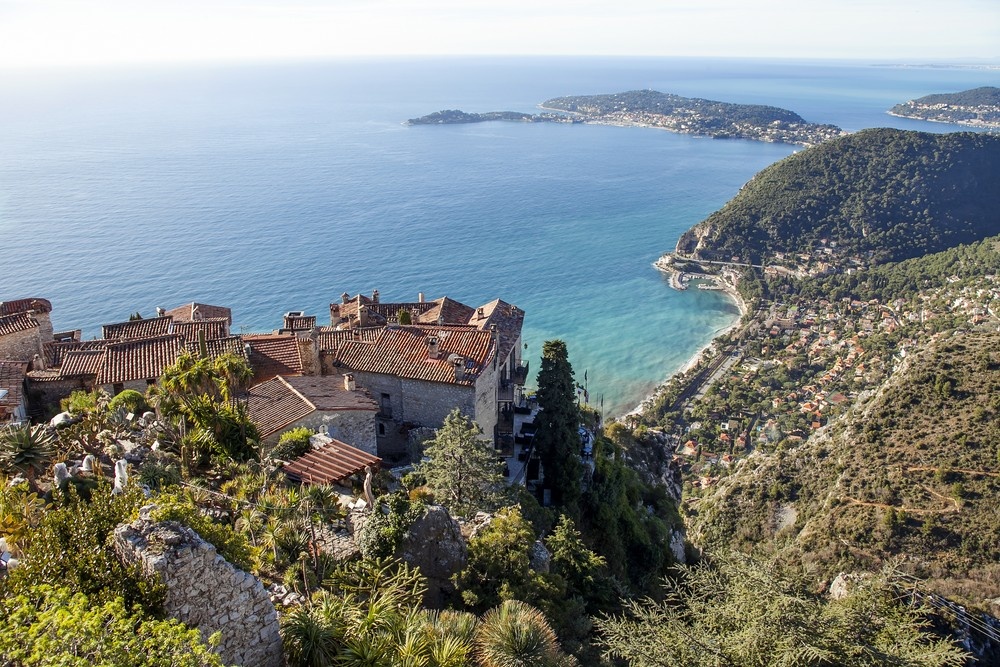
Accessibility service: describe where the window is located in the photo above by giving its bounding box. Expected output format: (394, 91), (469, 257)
(378, 423), (386, 436)
(379, 393), (392, 418)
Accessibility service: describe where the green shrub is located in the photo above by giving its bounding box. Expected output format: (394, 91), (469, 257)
(270, 427), (314, 461)
(108, 389), (148, 416)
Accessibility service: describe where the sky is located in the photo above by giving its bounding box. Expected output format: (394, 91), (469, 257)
(0, 0), (997, 69)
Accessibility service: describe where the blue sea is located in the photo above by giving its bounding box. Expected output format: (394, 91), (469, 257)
(1, 57), (996, 416)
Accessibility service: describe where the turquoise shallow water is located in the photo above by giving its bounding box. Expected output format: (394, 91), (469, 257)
(0, 57), (996, 415)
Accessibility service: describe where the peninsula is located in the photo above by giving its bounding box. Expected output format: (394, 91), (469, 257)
(888, 86), (1000, 130)
(408, 89), (846, 146)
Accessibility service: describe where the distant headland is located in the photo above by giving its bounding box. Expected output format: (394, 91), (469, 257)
(407, 89), (846, 147)
(888, 86), (1000, 130)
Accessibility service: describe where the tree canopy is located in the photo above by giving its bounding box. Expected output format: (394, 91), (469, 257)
(533, 340), (583, 514)
(416, 408), (505, 519)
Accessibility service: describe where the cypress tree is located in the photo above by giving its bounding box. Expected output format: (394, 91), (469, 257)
(533, 340), (582, 515)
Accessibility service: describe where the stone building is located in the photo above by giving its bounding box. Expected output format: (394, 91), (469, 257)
(0, 360), (29, 424)
(0, 298), (54, 364)
(246, 373), (378, 455)
(329, 324), (501, 457)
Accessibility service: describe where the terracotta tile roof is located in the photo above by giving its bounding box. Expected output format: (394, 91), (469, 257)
(283, 437), (381, 486)
(416, 297), (476, 326)
(331, 293), (444, 328)
(102, 316), (173, 340)
(183, 335), (248, 360)
(469, 299), (525, 363)
(317, 327), (384, 352)
(59, 349), (105, 378)
(0, 312), (40, 337)
(335, 325), (494, 386)
(173, 318), (230, 342)
(282, 375), (378, 412)
(42, 340), (109, 369)
(165, 302), (233, 325)
(0, 360), (28, 418)
(282, 315), (317, 331)
(0, 298), (52, 316)
(246, 376), (316, 439)
(243, 334), (303, 382)
(97, 334), (182, 385)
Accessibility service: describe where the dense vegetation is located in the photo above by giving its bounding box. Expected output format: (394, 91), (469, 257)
(543, 89), (808, 125)
(675, 129), (1000, 264)
(901, 87), (1000, 107)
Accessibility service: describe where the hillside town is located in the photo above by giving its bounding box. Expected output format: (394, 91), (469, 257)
(0, 292), (539, 486)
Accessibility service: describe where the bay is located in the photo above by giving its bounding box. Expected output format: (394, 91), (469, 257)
(0, 57), (996, 415)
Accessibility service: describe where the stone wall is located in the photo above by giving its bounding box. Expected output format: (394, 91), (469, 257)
(114, 510), (283, 667)
(0, 326), (42, 363)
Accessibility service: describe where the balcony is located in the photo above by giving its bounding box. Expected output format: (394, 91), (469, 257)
(497, 381), (515, 403)
(512, 361), (529, 386)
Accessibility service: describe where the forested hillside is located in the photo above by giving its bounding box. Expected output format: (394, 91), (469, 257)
(675, 129), (1000, 264)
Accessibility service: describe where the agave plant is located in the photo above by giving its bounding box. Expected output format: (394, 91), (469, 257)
(0, 424), (56, 490)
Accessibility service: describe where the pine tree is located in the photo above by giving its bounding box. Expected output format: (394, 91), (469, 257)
(533, 340), (582, 514)
(417, 409), (505, 518)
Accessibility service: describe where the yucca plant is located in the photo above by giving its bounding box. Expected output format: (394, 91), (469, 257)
(0, 424), (56, 491)
(474, 600), (570, 667)
(281, 604), (340, 667)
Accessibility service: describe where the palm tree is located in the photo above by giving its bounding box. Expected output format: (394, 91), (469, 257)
(0, 424), (56, 491)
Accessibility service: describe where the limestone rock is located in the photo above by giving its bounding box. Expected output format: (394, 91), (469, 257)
(528, 540), (550, 573)
(399, 504), (467, 607)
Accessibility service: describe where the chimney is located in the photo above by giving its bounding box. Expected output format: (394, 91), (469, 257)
(453, 356), (466, 381)
(357, 304), (368, 327)
(344, 373), (356, 391)
(156, 306), (165, 317)
(477, 307), (485, 320)
(418, 292), (425, 303)
(426, 335), (440, 359)
(372, 289), (380, 304)
(341, 292), (350, 304)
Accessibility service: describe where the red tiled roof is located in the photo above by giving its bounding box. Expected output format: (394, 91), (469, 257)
(165, 302), (233, 325)
(0, 312), (39, 337)
(243, 334), (303, 382)
(102, 316), (173, 340)
(283, 438), (381, 486)
(416, 297), (476, 326)
(283, 315), (317, 331)
(283, 375), (378, 412)
(59, 349), (105, 378)
(42, 340), (109, 369)
(97, 334), (182, 385)
(0, 298), (52, 316)
(469, 299), (524, 363)
(246, 376), (316, 439)
(335, 325), (494, 386)
(0, 360), (28, 417)
(317, 327), (384, 352)
(183, 335), (248, 360)
(173, 318), (230, 342)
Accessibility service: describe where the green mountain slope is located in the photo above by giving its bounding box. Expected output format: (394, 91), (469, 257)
(691, 329), (1000, 609)
(675, 128), (1000, 265)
